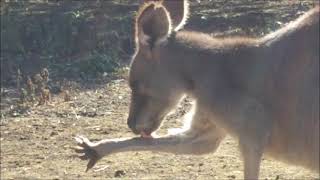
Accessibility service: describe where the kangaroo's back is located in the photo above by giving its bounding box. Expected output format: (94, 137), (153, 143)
(261, 7), (319, 171)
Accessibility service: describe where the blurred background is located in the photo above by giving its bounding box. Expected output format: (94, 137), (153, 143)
(1, 0), (317, 85)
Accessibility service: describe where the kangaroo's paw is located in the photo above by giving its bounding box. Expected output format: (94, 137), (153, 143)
(74, 135), (101, 172)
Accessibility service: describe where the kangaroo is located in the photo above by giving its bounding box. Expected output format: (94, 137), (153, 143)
(75, 1), (319, 179)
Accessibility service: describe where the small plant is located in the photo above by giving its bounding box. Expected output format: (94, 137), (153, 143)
(38, 87), (51, 105)
(16, 69), (22, 90)
(19, 88), (27, 104)
(63, 90), (71, 102)
(40, 68), (49, 84)
(61, 79), (72, 102)
(35, 68), (51, 105)
(18, 68), (53, 106)
(26, 76), (35, 102)
(33, 73), (44, 95)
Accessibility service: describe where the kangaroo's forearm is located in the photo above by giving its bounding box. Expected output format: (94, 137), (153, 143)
(93, 131), (222, 157)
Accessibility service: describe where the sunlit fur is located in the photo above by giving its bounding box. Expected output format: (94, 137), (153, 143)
(162, 0), (190, 31)
(75, 2), (319, 178)
(127, 1), (319, 178)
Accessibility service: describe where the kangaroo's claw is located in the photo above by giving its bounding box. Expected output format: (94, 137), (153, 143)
(74, 135), (100, 171)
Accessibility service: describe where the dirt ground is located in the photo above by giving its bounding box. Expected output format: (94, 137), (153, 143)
(1, 74), (319, 180)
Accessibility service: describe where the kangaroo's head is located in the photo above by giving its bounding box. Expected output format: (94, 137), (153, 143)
(127, 0), (189, 136)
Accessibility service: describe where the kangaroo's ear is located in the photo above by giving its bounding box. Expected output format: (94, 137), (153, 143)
(135, 2), (172, 49)
(162, 0), (189, 31)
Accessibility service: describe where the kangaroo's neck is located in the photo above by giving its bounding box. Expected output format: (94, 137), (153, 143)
(166, 31), (263, 99)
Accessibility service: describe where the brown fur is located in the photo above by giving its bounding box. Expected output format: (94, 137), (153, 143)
(138, 0), (189, 30)
(75, 2), (319, 179)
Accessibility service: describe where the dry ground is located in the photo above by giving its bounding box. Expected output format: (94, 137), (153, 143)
(1, 76), (319, 180)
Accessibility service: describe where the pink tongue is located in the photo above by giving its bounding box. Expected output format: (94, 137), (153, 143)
(140, 131), (153, 138)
